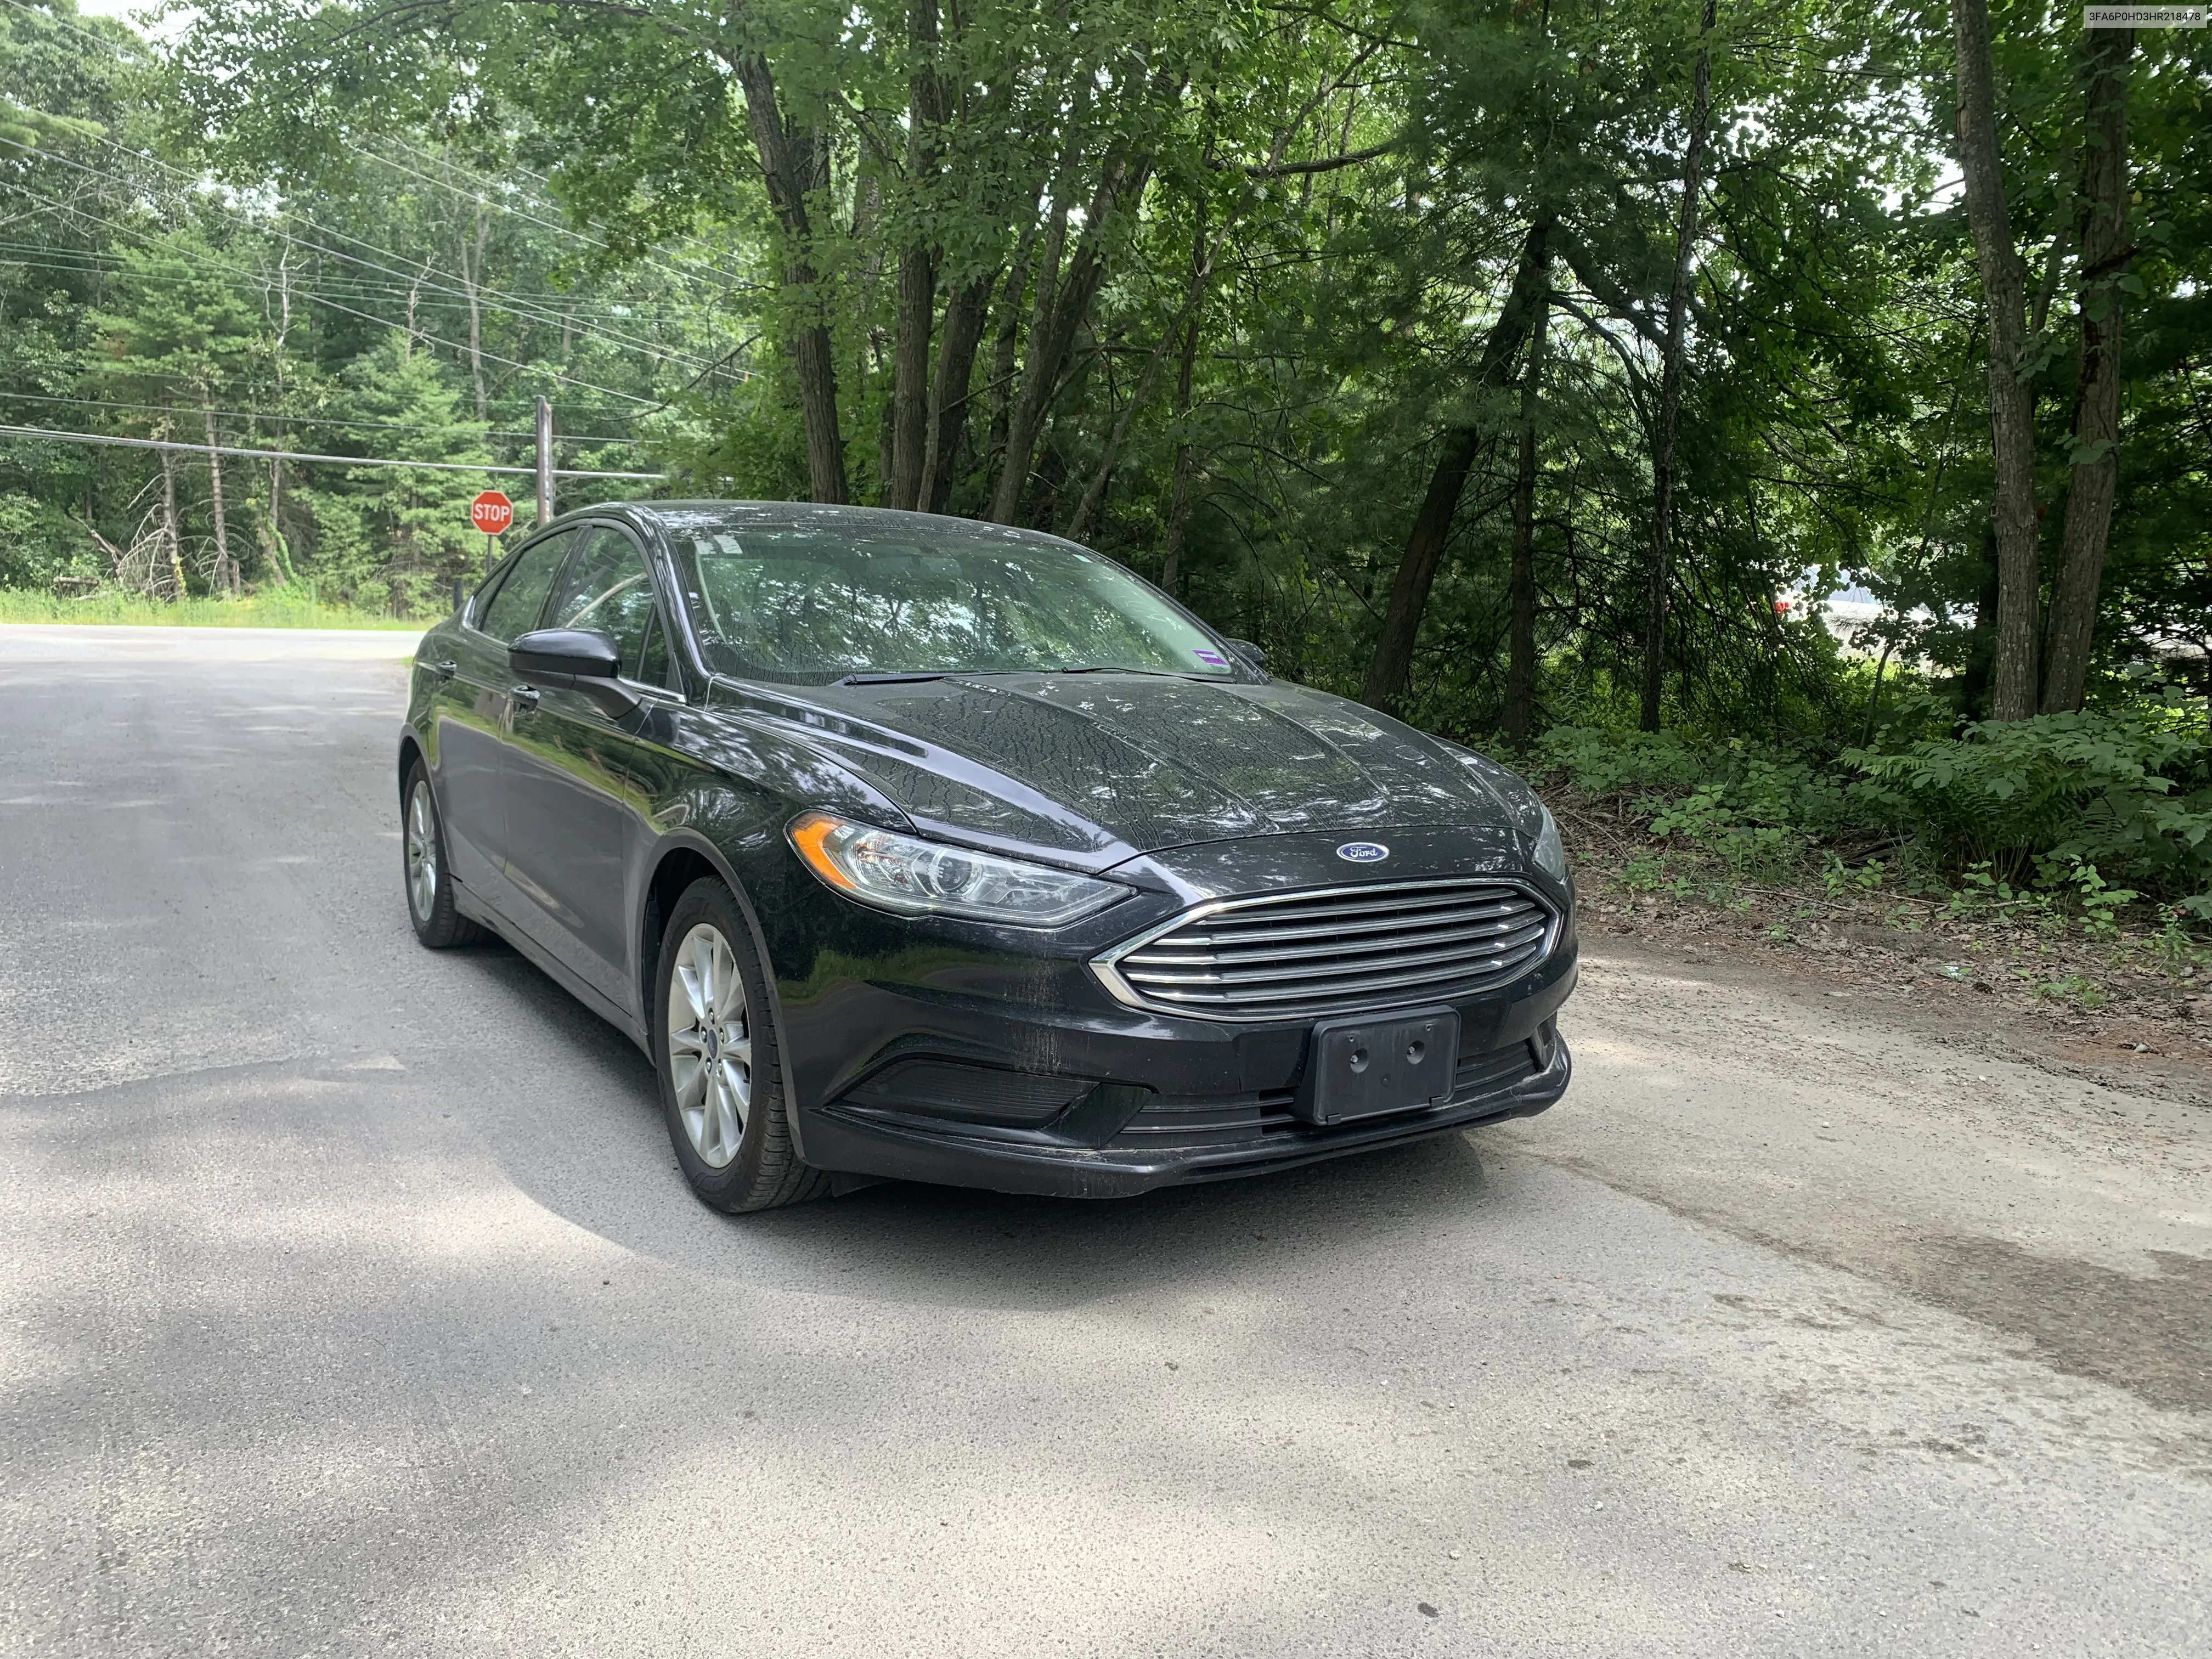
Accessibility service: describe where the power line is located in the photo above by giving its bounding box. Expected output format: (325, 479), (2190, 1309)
(0, 1), (759, 386)
(0, 353), (654, 418)
(9, 137), (729, 381)
(0, 251), (698, 325)
(0, 0), (129, 49)
(122, 136), (749, 377)
(0, 0), (760, 357)
(0, 241), (704, 319)
(357, 143), (764, 304)
(370, 142), (766, 332)
(5, 136), (726, 382)
(0, 388), (651, 444)
(4, 178), (668, 407)
(0, 422), (667, 479)
(0, 2), (757, 402)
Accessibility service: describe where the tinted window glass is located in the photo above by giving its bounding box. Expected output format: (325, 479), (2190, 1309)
(479, 531), (572, 642)
(635, 607), (670, 688)
(543, 526), (658, 673)
(668, 520), (1237, 685)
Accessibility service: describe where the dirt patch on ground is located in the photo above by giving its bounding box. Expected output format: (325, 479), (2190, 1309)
(1504, 886), (2212, 1434)
(1572, 875), (2212, 1110)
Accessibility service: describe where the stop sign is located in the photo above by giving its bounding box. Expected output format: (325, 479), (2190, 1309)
(470, 490), (514, 535)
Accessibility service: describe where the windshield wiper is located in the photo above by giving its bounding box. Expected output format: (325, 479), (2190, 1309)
(1053, 665), (1240, 682)
(833, 666), (1213, 685)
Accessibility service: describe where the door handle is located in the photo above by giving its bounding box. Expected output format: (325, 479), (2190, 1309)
(430, 659), (458, 680)
(510, 685), (540, 709)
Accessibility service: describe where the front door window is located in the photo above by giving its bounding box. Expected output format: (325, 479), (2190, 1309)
(540, 526), (659, 673)
(479, 530), (574, 643)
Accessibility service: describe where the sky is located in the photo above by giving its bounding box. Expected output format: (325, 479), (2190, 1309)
(65, 0), (195, 48)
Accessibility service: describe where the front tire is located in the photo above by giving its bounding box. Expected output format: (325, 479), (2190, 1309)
(402, 761), (483, 949)
(653, 877), (827, 1212)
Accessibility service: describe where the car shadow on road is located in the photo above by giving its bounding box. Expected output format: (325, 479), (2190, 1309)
(460, 939), (1520, 1314)
(737, 1131), (1505, 1310)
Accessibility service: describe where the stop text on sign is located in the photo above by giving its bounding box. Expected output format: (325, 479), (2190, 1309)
(470, 490), (514, 535)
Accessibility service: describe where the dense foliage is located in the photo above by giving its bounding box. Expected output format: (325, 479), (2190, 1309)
(1, 0), (2205, 905)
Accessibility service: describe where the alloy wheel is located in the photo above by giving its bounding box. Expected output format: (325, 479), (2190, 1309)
(668, 922), (753, 1168)
(405, 780), (439, 921)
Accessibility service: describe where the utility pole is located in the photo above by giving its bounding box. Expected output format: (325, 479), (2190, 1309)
(535, 396), (555, 527)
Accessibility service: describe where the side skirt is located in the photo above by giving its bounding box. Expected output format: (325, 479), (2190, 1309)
(454, 881), (651, 1054)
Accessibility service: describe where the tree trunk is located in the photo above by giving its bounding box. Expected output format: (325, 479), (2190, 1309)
(1157, 198), (1214, 596)
(265, 455), (287, 586)
(889, 246), (937, 509)
(157, 435), (185, 600)
(1639, 0), (1717, 733)
(2042, 26), (2135, 715)
(1959, 523), (2002, 719)
(1157, 292), (1204, 597)
(876, 387), (897, 503)
(1359, 217), (1554, 716)
(403, 261), (424, 355)
(1064, 220), (1213, 546)
(991, 101), (1161, 524)
(203, 407), (234, 594)
(985, 215), (1043, 477)
(988, 194), (1073, 524)
(1502, 286), (1550, 748)
(887, 1), (944, 511)
(735, 54), (848, 503)
(269, 246), (291, 585)
(1951, 0), (2041, 720)
(462, 200), (490, 423)
(921, 270), (994, 513)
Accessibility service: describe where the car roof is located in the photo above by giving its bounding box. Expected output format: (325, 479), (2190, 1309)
(581, 499), (1090, 552)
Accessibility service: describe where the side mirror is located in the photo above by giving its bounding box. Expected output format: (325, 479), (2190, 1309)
(510, 628), (639, 716)
(1224, 637), (1269, 675)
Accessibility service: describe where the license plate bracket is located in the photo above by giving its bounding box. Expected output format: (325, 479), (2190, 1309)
(1296, 1006), (1460, 1126)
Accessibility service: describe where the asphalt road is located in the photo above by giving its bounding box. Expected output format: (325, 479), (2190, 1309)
(3, 624), (2207, 1657)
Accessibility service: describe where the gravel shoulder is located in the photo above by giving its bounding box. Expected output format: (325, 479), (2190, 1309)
(1513, 930), (2212, 1425)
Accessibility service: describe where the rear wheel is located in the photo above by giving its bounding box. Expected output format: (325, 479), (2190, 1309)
(402, 761), (483, 949)
(653, 877), (827, 1212)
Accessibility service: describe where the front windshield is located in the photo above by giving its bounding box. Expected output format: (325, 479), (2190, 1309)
(667, 518), (1240, 684)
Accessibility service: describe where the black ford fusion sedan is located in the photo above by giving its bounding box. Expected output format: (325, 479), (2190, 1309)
(398, 501), (1577, 1211)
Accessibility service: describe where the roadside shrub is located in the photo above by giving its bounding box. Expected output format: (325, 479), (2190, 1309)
(1533, 712), (2212, 917)
(1537, 726), (1708, 797)
(0, 489), (98, 589)
(1539, 729), (1857, 841)
(1844, 709), (2212, 899)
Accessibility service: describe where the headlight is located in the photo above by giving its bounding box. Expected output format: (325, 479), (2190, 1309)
(787, 811), (1128, 928)
(1532, 805), (1568, 881)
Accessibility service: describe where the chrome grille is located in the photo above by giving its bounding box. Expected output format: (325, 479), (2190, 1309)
(1095, 879), (1556, 1020)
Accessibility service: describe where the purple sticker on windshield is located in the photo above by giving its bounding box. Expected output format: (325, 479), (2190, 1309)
(1194, 649), (1228, 667)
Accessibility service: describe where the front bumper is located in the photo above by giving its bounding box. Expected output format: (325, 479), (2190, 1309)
(790, 949), (1577, 1199)
(802, 1024), (1571, 1199)
(758, 823), (1580, 1199)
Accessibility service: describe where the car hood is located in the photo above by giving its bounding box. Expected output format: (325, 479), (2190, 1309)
(710, 672), (1531, 872)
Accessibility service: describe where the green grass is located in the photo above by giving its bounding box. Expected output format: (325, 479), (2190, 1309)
(0, 588), (426, 630)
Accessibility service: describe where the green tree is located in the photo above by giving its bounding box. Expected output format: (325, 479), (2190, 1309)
(291, 329), (490, 612)
(88, 224), (270, 592)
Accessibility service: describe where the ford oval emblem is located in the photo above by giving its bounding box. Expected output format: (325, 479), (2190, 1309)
(1335, 841), (1390, 864)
